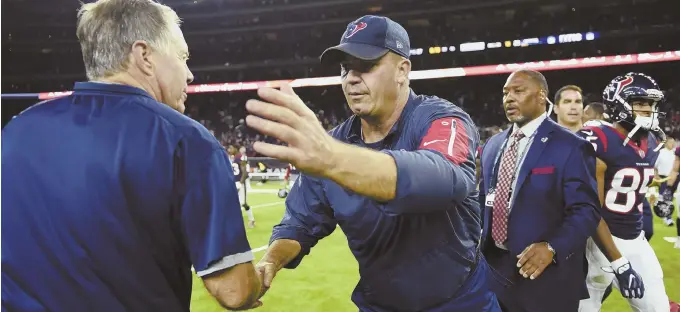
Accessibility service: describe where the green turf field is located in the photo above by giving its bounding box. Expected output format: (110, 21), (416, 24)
(190, 184), (679, 311)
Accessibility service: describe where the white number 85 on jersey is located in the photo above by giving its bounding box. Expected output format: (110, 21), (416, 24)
(606, 168), (655, 213)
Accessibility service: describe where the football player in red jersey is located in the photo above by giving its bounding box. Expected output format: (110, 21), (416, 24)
(278, 163), (300, 198)
(578, 72), (669, 311)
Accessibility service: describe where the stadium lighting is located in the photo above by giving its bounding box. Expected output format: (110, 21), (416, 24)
(385, 30), (600, 57)
(353, 30), (602, 59)
(558, 33), (583, 43)
(10, 50), (676, 101)
(412, 48), (425, 56)
(459, 42), (485, 52)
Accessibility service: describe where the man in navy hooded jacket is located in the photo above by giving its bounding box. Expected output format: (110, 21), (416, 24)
(243, 15), (501, 312)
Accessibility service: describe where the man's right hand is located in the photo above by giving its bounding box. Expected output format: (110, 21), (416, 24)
(255, 260), (280, 298)
(668, 174), (677, 188)
(252, 239), (302, 300)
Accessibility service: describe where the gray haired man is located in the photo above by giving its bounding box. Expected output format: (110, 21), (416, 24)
(1, 0), (263, 311)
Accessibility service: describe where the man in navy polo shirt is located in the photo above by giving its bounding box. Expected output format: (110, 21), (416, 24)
(244, 15), (501, 311)
(1, 0), (262, 311)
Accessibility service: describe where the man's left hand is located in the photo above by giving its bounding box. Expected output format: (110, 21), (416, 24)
(245, 83), (338, 177)
(516, 242), (554, 280)
(604, 257), (645, 299)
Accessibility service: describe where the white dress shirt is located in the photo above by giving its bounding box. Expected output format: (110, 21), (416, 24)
(656, 147), (676, 177)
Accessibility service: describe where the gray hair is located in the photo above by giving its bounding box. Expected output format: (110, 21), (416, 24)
(76, 0), (181, 80)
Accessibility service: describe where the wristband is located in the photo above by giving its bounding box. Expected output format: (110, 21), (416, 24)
(611, 257), (630, 272)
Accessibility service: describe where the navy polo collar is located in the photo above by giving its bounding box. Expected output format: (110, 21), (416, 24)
(346, 89), (418, 142)
(73, 82), (155, 100)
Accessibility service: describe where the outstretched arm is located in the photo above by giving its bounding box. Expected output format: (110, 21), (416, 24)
(267, 174), (337, 269)
(327, 122), (477, 216)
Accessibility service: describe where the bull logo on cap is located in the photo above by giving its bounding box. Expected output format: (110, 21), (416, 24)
(345, 22), (367, 38)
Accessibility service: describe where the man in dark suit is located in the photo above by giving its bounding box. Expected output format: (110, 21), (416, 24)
(479, 69), (601, 312)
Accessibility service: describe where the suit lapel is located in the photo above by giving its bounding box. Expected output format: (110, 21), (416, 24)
(511, 119), (556, 201)
(483, 128), (511, 192)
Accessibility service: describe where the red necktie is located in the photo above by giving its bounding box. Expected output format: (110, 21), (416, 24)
(492, 131), (526, 244)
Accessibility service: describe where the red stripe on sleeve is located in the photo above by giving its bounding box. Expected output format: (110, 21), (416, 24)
(583, 126), (608, 152)
(418, 117), (470, 164)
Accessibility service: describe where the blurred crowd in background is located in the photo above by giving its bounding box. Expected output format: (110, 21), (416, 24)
(3, 0), (679, 155)
(183, 69), (680, 156)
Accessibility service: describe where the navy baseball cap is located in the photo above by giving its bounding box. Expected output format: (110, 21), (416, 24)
(320, 15), (410, 65)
